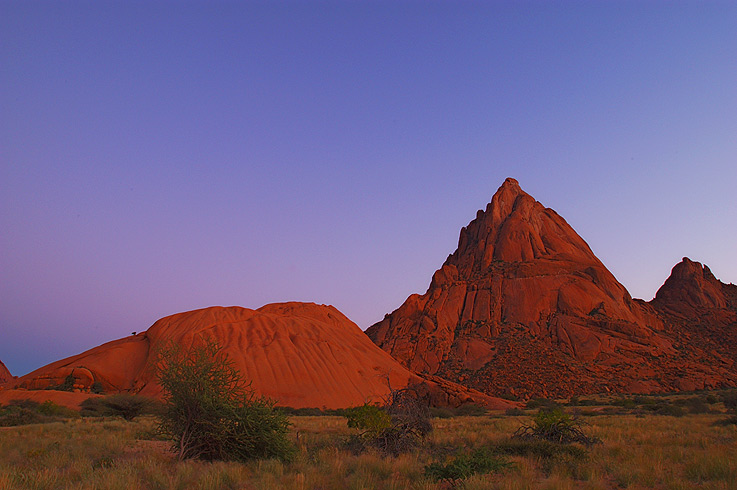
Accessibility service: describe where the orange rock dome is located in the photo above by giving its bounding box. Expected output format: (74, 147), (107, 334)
(12, 302), (511, 409)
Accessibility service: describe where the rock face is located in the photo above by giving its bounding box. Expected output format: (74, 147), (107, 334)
(0, 360), (11, 385)
(367, 178), (737, 398)
(12, 302), (512, 409)
(648, 258), (737, 391)
(652, 258), (736, 324)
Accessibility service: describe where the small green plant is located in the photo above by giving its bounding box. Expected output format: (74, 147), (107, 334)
(513, 407), (600, 445)
(425, 447), (512, 485)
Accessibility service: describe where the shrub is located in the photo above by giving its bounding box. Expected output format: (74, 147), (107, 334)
(156, 340), (295, 462)
(345, 387), (432, 456)
(425, 447), (512, 485)
(513, 408), (600, 446)
(0, 400), (78, 426)
(80, 394), (158, 420)
(45, 374), (76, 392)
(37, 400), (79, 418)
(653, 402), (685, 417)
(346, 404), (391, 438)
(525, 398), (560, 410)
(0, 404), (45, 426)
(429, 407), (454, 419)
(722, 391), (737, 412)
(505, 408), (525, 416)
(454, 403), (487, 417)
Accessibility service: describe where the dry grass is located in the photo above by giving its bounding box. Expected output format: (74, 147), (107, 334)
(0, 405), (735, 489)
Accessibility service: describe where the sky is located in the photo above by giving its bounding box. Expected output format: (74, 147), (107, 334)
(1, 1), (735, 377)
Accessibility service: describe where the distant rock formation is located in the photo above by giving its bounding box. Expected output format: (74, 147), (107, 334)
(367, 178), (737, 398)
(11, 302), (513, 409)
(648, 258), (737, 391)
(0, 360), (11, 385)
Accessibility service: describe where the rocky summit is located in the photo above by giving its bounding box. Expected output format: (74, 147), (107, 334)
(367, 178), (737, 399)
(10, 302), (512, 409)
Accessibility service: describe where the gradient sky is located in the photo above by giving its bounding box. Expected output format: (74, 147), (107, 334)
(2, 1), (735, 377)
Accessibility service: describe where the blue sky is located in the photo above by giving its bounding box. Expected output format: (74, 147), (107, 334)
(2, 1), (736, 376)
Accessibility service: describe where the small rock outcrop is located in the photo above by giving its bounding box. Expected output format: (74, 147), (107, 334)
(367, 178), (737, 398)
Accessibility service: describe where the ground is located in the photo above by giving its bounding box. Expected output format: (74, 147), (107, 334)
(0, 392), (735, 489)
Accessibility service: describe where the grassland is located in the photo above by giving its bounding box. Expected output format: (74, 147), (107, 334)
(0, 394), (735, 490)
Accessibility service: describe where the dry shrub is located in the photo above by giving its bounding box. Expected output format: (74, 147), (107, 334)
(345, 387), (432, 457)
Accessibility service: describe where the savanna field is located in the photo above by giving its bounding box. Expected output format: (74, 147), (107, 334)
(1, 392), (736, 490)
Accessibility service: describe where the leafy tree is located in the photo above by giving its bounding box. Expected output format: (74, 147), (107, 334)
(156, 340), (294, 462)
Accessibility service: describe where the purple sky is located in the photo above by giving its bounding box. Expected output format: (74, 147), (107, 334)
(2, 1), (735, 377)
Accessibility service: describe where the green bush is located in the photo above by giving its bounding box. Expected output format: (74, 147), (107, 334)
(492, 438), (588, 460)
(454, 403), (487, 417)
(37, 400), (79, 418)
(429, 407), (454, 419)
(505, 408), (525, 416)
(652, 402), (686, 417)
(346, 404), (391, 438)
(513, 408), (600, 446)
(425, 447), (512, 484)
(0, 404), (45, 426)
(80, 394), (158, 420)
(721, 391), (737, 412)
(156, 341), (295, 462)
(525, 398), (560, 410)
(277, 406), (346, 416)
(345, 388), (432, 456)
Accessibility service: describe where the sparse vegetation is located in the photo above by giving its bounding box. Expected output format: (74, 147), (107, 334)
(0, 400), (79, 426)
(0, 390), (736, 488)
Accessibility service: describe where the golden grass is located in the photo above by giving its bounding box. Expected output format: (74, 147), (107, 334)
(0, 409), (735, 489)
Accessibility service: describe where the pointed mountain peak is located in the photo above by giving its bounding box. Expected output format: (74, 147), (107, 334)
(499, 177), (522, 191)
(367, 178), (670, 398)
(449, 178), (596, 270)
